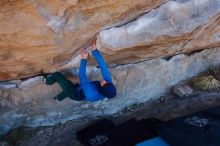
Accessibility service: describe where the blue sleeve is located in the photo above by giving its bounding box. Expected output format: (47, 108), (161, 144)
(92, 50), (112, 83)
(79, 59), (89, 84)
(79, 59), (105, 101)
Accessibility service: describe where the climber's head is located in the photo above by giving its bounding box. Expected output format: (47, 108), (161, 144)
(99, 80), (116, 98)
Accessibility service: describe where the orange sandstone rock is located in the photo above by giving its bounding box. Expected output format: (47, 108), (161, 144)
(0, 0), (167, 80)
(0, 0), (220, 81)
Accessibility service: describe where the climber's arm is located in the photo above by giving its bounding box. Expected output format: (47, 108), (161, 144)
(91, 41), (112, 83)
(79, 49), (90, 84)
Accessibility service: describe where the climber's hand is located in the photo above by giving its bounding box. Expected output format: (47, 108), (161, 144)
(80, 48), (88, 59)
(91, 40), (97, 51)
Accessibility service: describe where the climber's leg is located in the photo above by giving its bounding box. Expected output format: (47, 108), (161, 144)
(44, 72), (84, 101)
(43, 74), (57, 85)
(68, 84), (85, 101)
(54, 91), (67, 101)
(52, 72), (75, 98)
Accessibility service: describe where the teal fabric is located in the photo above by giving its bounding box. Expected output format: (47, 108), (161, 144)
(44, 74), (56, 85)
(55, 91), (66, 101)
(135, 137), (169, 146)
(45, 72), (84, 101)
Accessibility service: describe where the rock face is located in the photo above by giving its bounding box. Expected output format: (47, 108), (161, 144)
(0, 0), (167, 80)
(1, 48), (220, 136)
(1, 0), (220, 137)
(0, 0), (220, 80)
(97, 0), (220, 64)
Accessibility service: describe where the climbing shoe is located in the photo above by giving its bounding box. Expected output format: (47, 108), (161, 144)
(42, 74), (56, 85)
(54, 96), (69, 101)
(43, 75), (47, 84)
(53, 91), (68, 101)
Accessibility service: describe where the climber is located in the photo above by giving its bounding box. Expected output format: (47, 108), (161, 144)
(43, 40), (117, 101)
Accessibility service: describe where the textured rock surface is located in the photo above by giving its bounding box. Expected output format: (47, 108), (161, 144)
(1, 0), (220, 80)
(1, 48), (220, 136)
(0, 0), (167, 80)
(173, 85), (193, 97)
(97, 0), (220, 64)
(1, 0), (220, 137)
